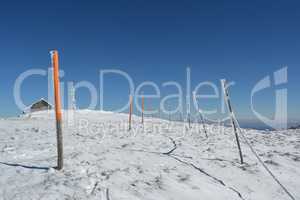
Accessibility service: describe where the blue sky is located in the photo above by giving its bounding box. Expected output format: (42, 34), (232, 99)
(0, 0), (299, 127)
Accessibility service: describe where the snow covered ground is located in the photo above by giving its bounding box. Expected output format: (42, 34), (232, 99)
(0, 110), (299, 200)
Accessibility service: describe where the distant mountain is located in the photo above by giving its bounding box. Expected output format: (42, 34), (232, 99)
(289, 124), (300, 130)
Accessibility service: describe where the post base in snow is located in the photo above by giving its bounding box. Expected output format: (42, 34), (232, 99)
(56, 120), (63, 170)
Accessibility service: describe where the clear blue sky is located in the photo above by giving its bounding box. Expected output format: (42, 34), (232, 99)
(0, 0), (299, 126)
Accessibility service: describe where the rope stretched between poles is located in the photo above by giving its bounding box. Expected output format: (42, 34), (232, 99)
(232, 113), (296, 200)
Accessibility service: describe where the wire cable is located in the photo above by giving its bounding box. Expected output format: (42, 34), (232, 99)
(232, 113), (296, 200)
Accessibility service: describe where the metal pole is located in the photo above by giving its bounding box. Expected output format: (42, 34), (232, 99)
(129, 95), (133, 131)
(221, 79), (244, 164)
(142, 96), (144, 124)
(50, 50), (63, 170)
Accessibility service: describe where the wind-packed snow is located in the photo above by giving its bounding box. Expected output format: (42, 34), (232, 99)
(0, 110), (299, 200)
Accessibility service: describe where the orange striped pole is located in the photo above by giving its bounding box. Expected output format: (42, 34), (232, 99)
(50, 50), (63, 170)
(141, 96), (144, 124)
(129, 95), (133, 130)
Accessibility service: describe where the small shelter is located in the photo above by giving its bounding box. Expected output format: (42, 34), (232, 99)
(24, 98), (53, 113)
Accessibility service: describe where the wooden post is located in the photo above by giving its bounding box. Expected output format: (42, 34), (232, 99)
(129, 95), (133, 130)
(168, 103), (171, 121)
(193, 92), (208, 137)
(158, 106), (161, 119)
(188, 113), (191, 128)
(221, 79), (244, 164)
(50, 50), (63, 170)
(179, 112), (183, 121)
(141, 96), (144, 124)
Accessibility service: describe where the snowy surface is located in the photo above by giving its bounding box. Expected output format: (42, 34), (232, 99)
(0, 110), (299, 200)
